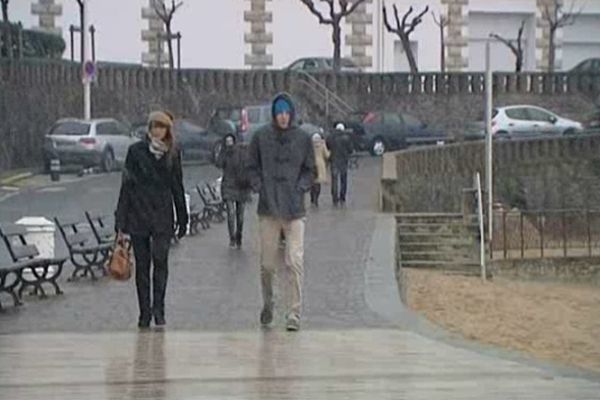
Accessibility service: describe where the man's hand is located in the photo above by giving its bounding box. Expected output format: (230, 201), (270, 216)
(176, 223), (187, 239)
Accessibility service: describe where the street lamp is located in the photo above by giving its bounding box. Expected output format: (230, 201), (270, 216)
(82, 0), (92, 120)
(485, 37), (493, 249)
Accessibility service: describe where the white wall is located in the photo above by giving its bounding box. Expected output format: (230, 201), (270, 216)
(563, 14), (600, 70)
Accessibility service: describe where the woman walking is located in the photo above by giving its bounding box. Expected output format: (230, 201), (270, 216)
(310, 133), (330, 208)
(215, 133), (250, 248)
(115, 111), (188, 329)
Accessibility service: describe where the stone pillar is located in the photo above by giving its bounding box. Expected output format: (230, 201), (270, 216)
(244, 0), (273, 69)
(345, 0), (373, 70)
(441, 0), (469, 72)
(536, 0), (563, 71)
(141, 0), (168, 67)
(31, 0), (62, 35)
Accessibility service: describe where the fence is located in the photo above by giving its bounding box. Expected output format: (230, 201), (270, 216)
(491, 209), (600, 259)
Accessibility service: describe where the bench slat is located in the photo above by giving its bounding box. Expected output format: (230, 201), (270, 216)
(55, 217), (84, 228)
(0, 224), (28, 237)
(11, 244), (39, 260)
(66, 232), (91, 247)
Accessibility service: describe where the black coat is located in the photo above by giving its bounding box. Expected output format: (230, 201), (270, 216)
(115, 140), (188, 235)
(326, 130), (354, 169)
(246, 94), (315, 220)
(215, 144), (251, 202)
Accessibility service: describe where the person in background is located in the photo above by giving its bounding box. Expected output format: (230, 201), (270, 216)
(215, 133), (251, 249)
(115, 111), (188, 329)
(310, 132), (330, 208)
(246, 93), (315, 332)
(327, 123), (354, 207)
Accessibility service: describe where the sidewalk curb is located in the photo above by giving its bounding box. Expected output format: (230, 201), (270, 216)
(0, 172), (34, 186)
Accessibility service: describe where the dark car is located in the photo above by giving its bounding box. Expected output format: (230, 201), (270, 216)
(132, 119), (230, 163)
(340, 111), (450, 156)
(285, 57), (362, 73)
(569, 58), (600, 73)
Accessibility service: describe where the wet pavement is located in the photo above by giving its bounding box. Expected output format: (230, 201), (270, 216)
(1, 157), (599, 398)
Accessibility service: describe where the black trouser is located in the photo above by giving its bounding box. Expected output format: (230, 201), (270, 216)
(310, 183), (321, 205)
(131, 234), (171, 321)
(331, 166), (349, 203)
(226, 200), (245, 242)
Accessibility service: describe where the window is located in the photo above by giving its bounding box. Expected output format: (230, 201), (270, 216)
(96, 122), (116, 136)
(383, 113), (402, 125)
(115, 122), (130, 136)
(304, 59), (318, 70)
(505, 108), (529, 121)
(526, 108), (554, 123)
(247, 108), (261, 124)
(289, 61), (304, 71)
(50, 122), (91, 136)
(402, 114), (422, 127)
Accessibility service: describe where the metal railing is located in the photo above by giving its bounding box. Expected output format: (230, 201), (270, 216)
(295, 71), (355, 119)
(491, 209), (600, 259)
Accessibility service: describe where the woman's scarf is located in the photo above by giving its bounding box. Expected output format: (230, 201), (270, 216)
(148, 136), (169, 159)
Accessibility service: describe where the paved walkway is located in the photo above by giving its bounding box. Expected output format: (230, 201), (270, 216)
(1, 157), (599, 398)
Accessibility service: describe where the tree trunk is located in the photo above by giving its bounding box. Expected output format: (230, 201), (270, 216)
(1, 0), (13, 59)
(166, 22), (174, 70)
(402, 35), (418, 74)
(440, 24), (445, 73)
(548, 28), (556, 73)
(516, 55), (522, 73)
(332, 23), (341, 72)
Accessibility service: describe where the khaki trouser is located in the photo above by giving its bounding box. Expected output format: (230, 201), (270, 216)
(259, 216), (305, 320)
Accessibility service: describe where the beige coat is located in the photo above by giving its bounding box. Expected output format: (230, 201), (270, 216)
(313, 139), (330, 184)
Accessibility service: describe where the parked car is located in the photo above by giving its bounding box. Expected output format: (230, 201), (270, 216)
(338, 111), (450, 156)
(133, 118), (231, 163)
(285, 57), (362, 73)
(43, 118), (139, 172)
(569, 58), (600, 73)
(491, 106), (583, 137)
(209, 104), (327, 144)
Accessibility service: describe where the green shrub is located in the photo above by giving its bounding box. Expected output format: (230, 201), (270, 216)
(1, 22), (65, 58)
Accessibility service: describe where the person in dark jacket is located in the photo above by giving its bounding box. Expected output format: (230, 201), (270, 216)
(246, 93), (315, 332)
(326, 123), (354, 206)
(115, 111), (188, 329)
(215, 133), (250, 249)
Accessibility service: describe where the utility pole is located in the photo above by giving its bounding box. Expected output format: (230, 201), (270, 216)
(82, 0), (91, 120)
(485, 39), (493, 247)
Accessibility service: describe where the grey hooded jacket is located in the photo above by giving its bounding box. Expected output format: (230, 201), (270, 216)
(246, 93), (315, 220)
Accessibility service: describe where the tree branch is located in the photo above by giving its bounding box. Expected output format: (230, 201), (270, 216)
(400, 5), (412, 29)
(299, 0), (333, 24)
(382, 4), (396, 34)
(490, 33), (518, 57)
(406, 6), (429, 36)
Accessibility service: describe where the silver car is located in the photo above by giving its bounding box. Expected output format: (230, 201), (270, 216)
(43, 118), (139, 172)
(492, 106), (583, 137)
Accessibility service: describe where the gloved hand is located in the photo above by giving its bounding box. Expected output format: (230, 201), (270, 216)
(176, 223), (187, 239)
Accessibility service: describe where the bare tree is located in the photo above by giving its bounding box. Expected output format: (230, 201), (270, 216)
(541, 0), (581, 72)
(153, 0), (183, 70)
(299, 0), (368, 72)
(491, 20), (526, 72)
(431, 11), (449, 73)
(74, 0), (84, 64)
(383, 4), (429, 74)
(1, 0), (12, 59)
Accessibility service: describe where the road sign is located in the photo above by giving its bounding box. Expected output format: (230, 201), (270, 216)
(83, 60), (96, 84)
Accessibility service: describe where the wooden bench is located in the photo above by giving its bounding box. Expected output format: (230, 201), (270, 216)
(0, 262), (26, 310)
(188, 203), (211, 235)
(0, 224), (66, 301)
(85, 211), (114, 245)
(54, 216), (112, 281)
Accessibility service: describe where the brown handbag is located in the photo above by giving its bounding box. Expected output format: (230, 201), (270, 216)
(108, 234), (133, 281)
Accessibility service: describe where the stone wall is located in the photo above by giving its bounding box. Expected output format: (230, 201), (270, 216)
(492, 257), (600, 286)
(1, 59), (599, 170)
(381, 134), (600, 214)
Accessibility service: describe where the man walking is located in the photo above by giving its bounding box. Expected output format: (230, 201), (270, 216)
(247, 93), (315, 332)
(327, 123), (354, 207)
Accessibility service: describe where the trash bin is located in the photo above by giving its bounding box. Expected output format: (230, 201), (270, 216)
(16, 217), (56, 277)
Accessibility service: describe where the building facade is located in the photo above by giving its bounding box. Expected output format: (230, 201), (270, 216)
(9, 0), (600, 72)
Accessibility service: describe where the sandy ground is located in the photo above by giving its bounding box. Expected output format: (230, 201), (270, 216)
(406, 269), (600, 373)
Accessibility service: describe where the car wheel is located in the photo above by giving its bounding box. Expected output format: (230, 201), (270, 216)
(101, 149), (115, 172)
(370, 138), (386, 156)
(563, 128), (576, 135)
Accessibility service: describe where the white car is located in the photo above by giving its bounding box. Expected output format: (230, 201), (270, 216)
(492, 106), (583, 137)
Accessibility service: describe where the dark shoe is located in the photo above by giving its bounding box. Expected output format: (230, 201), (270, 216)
(229, 239), (237, 248)
(138, 316), (151, 329)
(154, 314), (166, 327)
(260, 303), (273, 325)
(236, 234), (242, 249)
(286, 316), (300, 332)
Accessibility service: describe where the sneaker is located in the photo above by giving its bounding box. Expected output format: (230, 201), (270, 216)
(138, 316), (151, 329)
(286, 316), (300, 332)
(260, 303), (273, 325)
(236, 235), (242, 249)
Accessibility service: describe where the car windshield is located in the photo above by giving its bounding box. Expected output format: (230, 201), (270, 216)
(50, 121), (91, 136)
(215, 108), (241, 122)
